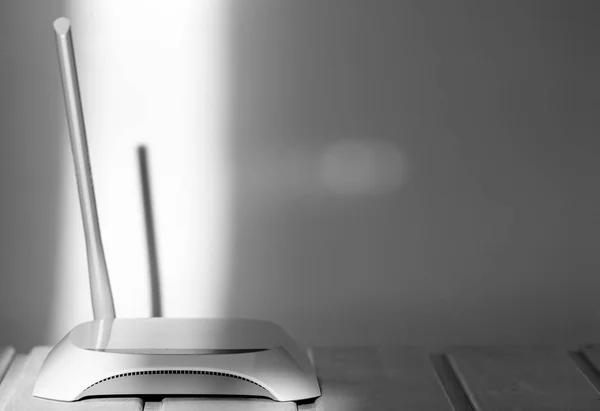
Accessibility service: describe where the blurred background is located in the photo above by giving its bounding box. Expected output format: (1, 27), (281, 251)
(1, 0), (600, 352)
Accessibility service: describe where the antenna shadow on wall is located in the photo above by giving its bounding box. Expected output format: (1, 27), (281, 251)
(137, 145), (162, 318)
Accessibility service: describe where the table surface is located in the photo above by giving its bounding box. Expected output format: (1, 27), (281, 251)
(2, 344), (600, 410)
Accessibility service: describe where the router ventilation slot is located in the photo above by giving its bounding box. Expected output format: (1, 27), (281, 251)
(84, 370), (266, 392)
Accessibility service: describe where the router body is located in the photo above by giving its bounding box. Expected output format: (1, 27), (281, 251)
(33, 318), (320, 402)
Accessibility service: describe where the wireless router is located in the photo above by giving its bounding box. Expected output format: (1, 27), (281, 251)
(33, 17), (321, 403)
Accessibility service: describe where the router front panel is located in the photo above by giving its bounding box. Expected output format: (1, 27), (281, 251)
(33, 318), (321, 402)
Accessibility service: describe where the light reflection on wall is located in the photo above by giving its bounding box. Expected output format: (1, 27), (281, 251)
(320, 139), (408, 196)
(50, 0), (229, 341)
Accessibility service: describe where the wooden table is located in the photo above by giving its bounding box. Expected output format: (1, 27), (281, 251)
(2, 345), (600, 410)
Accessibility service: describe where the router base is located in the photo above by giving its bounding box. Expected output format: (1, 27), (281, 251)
(33, 318), (321, 402)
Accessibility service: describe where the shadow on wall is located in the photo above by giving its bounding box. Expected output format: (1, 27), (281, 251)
(0, 0), (65, 351)
(225, 0), (600, 347)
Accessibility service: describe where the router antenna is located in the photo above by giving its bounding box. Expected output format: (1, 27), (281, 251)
(53, 17), (116, 319)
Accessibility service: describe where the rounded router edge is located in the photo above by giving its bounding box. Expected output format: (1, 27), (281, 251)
(33, 318), (322, 402)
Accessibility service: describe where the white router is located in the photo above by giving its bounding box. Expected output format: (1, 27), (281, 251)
(33, 17), (321, 403)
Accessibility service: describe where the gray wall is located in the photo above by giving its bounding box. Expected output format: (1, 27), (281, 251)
(2, 0), (600, 351)
(0, 0), (65, 351)
(225, 0), (600, 347)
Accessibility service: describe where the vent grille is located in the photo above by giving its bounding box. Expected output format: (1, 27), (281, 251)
(84, 369), (266, 392)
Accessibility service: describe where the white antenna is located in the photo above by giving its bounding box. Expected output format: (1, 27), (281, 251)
(53, 17), (115, 319)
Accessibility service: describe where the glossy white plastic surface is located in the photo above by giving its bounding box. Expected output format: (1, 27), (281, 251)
(33, 318), (321, 402)
(53, 17), (115, 320)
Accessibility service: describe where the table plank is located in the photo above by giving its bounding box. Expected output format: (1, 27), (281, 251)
(429, 353), (474, 411)
(570, 348), (600, 394)
(378, 347), (456, 411)
(0, 347), (15, 383)
(0, 346), (143, 411)
(146, 398), (297, 411)
(300, 346), (382, 411)
(581, 345), (600, 387)
(299, 346), (456, 411)
(447, 346), (600, 411)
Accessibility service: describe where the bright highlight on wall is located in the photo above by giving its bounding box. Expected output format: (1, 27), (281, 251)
(50, 0), (230, 341)
(319, 139), (408, 196)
